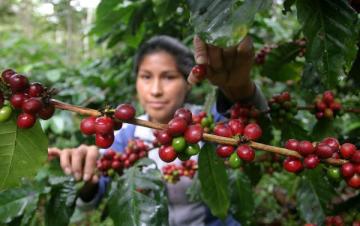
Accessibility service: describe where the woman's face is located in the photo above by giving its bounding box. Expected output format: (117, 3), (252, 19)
(136, 51), (190, 124)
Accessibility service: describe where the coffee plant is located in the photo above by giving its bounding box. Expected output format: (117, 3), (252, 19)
(0, 0), (360, 226)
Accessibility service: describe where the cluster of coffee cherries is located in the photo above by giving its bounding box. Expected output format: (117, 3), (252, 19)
(80, 104), (136, 149)
(154, 108), (203, 162)
(162, 160), (197, 183)
(268, 91), (298, 122)
(97, 139), (149, 176)
(294, 38), (306, 57)
(229, 102), (260, 122)
(254, 44), (277, 65)
(192, 111), (215, 133)
(324, 214), (359, 226)
(283, 137), (360, 189)
(313, 91), (342, 120)
(0, 69), (55, 128)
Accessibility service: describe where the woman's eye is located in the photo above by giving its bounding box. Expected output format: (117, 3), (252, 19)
(140, 74), (151, 80)
(164, 75), (176, 80)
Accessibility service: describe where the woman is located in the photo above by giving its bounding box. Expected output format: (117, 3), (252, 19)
(48, 35), (268, 225)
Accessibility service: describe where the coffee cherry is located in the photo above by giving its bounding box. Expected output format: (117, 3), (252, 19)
(17, 113), (36, 129)
(341, 163), (355, 178)
(104, 149), (116, 160)
(340, 143), (356, 159)
(347, 174), (360, 188)
(168, 117), (187, 136)
(95, 133), (114, 148)
(322, 137), (340, 152)
(114, 104), (136, 121)
(177, 152), (191, 161)
(283, 157), (303, 173)
(316, 101), (327, 111)
(324, 108), (334, 119)
(351, 151), (360, 164)
(243, 123), (262, 141)
(9, 74), (29, 92)
(315, 143), (334, 159)
(22, 98), (43, 115)
(113, 119), (123, 130)
(159, 146), (177, 162)
(80, 116), (97, 135)
(330, 101), (341, 111)
(216, 145), (234, 158)
(0, 105), (13, 122)
(228, 119), (244, 136)
(322, 91), (334, 104)
(95, 116), (114, 135)
(10, 93), (28, 109)
(303, 154), (320, 169)
(332, 215), (344, 226)
(0, 92), (4, 108)
(111, 160), (122, 170)
(185, 143), (200, 156)
(327, 167), (341, 182)
(156, 130), (172, 145)
(1, 69), (16, 84)
(229, 152), (241, 169)
(174, 108), (192, 124)
(214, 123), (233, 137)
(28, 82), (44, 97)
(236, 145), (255, 162)
(285, 139), (299, 151)
(172, 136), (187, 152)
(184, 124), (203, 144)
(298, 141), (315, 156)
(191, 64), (206, 79)
(38, 103), (55, 120)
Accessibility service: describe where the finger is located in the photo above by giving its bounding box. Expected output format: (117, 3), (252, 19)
(60, 149), (72, 175)
(83, 146), (99, 182)
(48, 147), (61, 161)
(91, 174), (99, 184)
(223, 46), (237, 70)
(236, 36), (254, 60)
(208, 45), (224, 71)
(193, 35), (208, 65)
(71, 147), (87, 181)
(187, 71), (202, 85)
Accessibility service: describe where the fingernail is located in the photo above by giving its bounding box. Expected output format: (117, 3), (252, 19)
(83, 174), (90, 181)
(64, 168), (71, 175)
(196, 56), (207, 65)
(75, 172), (81, 181)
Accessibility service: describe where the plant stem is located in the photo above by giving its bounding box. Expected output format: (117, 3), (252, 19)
(51, 99), (348, 166)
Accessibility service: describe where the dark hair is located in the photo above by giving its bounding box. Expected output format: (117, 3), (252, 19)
(133, 35), (195, 78)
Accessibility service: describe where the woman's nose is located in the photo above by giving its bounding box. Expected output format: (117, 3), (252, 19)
(150, 78), (163, 97)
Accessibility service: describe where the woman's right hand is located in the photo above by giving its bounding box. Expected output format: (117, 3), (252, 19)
(48, 145), (100, 183)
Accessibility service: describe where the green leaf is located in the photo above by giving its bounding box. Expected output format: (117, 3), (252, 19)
(279, 119), (308, 141)
(310, 120), (336, 141)
(45, 179), (77, 226)
(282, 0), (295, 14)
(198, 143), (229, 219)
(0, 183), (43, 224)
(107, 159), (168, 226)
(261, 42), (302, 82)
(349, 46), (360, 88)
(0, 115), (48, 190)
(296, 167), (337, 225)
(229, 171), (254, 226)
(188, 0), (272, 47)
(296, 0), (358, 88)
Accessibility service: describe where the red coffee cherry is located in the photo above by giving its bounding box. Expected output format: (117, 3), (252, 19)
(284, 139), (299, 151)
(95, 133), (114, 149)
(243, 123), (262, 141)
(332, 215), (344, 226)
(104, 149), (116, 160)
(298, 141), (315, 156)
(174, 108), (192, 124)
(330, 101), (341, 111)
(346, 174), (360, 189)
(114, 104), (136, 121)
(351, 151), (360, 164)
(22, 98), (43, 115)
(355, 164), (360, 174)
(111, 160), (122, 170)
(80, 116), (97, 135)
(303, 154), (320, 169)
(340, 143), (356, 159)
(10, 93), (28, 109)
(156, 130), (172, 145)
(168, 117), (187, 136)
(95, 116), (114, 135)
(191, 64), (206, 79)
(184, 124), (203, 144)
(236, 145), (255, 162)
(17, 113), (36, 129)
(341, 163), (355, 178)
(1, 69), (16, 84)
(159, 145), (177, 162)
(214, 123), (233, 137)
(283, 157), (303, 173)
(9, 74), (29, 92)
(322, 137), (340, 152)
(28, 82), (44, 97)
(322, 90), (334, 104)
(228, 119), (244, 136)
(315, 101), (327, 111)
(38, 103), (55, 120)
(216, 145), (234, 158)
(315, 143), (334, 159)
